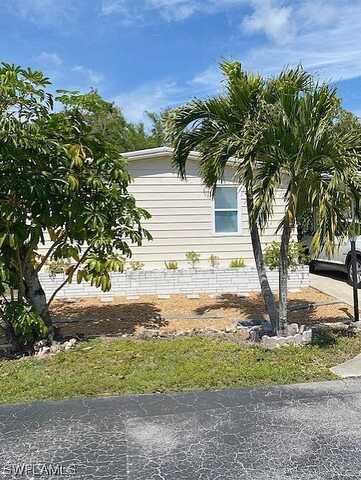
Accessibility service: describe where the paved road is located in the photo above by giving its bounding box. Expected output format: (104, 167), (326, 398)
(2, 380), (361, 479)
(310, 271), (359, 306)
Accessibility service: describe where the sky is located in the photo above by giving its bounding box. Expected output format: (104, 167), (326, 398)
(2, 0), (361, 125)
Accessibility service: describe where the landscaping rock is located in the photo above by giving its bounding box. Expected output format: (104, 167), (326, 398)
(284, 323), (299, 336)
(261, 328), (312, 349)
(63, 338), (77, 351)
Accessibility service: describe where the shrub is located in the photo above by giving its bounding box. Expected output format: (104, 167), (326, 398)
(209, 255), (220, 268)
(129, 261), (144, 271)
(185, 251), (200, 268)
(2, 302), (48, 348)
(229, 258), (246, 268)
(264, 241), (309, 270)
(165, 261), (178, 270)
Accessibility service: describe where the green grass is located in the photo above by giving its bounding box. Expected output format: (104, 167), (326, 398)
(1, 335), (361, 404)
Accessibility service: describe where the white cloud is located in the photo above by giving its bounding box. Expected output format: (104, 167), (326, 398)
(72, 66), (104, 85)
(242, 0), (293, 44)
(102, 0), (246, 22)
(113, 81), (182, 123)
(36, 52), (63, 66)
(5, 0), (76, 23)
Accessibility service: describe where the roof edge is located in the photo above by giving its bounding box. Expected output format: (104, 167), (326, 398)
(123, 146), (201, 161)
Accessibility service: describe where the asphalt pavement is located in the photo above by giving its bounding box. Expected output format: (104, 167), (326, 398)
(2, 380), (361, 479)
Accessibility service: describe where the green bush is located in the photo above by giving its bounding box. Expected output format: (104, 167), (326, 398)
(209, 255), (220, 268)
(185, 251), (200, 268)
(229, 258), (246, 268)
(2, 302), (48, 348)
(165, 261), (178, 270)
(264, 241), (309, 270)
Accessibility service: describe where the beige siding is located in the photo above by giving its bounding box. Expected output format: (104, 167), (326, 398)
(127, 156), (290, 269)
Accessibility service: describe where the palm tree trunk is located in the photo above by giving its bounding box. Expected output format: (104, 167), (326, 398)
(278, 219), (291, 334)
(246, 190), (278, 332)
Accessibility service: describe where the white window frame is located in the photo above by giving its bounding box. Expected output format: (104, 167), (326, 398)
(212, 185), (242, 236)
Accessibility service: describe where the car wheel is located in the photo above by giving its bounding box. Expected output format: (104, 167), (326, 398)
(347, 258), (361, 287)
(309, 261), (317, 273)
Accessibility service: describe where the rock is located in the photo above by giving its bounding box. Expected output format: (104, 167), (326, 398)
(63, 338), (77, 351)
(293, 333), (304, 345)
(299, 324), (305, 334)
(36, 346), (51, 357)
(139, 329), (159, 339)
(302, 329), (312, 344)
(284, 323), (299, 336)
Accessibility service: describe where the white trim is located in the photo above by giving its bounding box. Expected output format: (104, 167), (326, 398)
(212, 185), (242, 236)
(122, 146), (240, 166)
(123, 146), (201, 162)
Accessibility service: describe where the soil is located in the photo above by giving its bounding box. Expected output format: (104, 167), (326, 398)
(50, 288), (353, 338)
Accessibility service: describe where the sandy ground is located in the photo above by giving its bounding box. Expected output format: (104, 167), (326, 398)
(50, 287), (353, 338)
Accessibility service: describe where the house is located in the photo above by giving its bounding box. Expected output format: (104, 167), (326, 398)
(125, 146), (289, 270)
(39, 146), (309, 299)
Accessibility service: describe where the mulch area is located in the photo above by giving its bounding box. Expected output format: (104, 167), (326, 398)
(50, 287), (353, 338)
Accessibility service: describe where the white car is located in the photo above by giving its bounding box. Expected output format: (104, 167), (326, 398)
(310, 236), (361, 286)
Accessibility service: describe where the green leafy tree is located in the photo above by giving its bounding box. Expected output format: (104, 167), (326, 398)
(0, 64), (151, 336)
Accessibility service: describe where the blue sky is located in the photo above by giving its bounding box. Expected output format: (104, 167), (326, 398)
(2, 0), (361, 124)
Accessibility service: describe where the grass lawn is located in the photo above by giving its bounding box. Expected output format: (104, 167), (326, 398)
(0, 334), (360, 405)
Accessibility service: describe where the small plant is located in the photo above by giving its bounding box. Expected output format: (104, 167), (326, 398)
(165, 261), (178, 270)
(264, 241), (309, 270)
(129, 261), (144, 271)
(2, 301), (48, 349)
(47, 259), (72, 278)
(209, 255), (220, 268)
(185, 251), (200, 268)
(229, 258), (246, 268)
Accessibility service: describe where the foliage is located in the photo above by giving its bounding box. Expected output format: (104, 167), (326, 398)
(2, 301), (48, 348)
(185, 251), (200, 268)
(165, 260), (178, 270)
(264, 241), (309, 271)
(128, 261), (144, 272)
(2, 334), (361, 403)
(229, 258), (246, 268)
(46, 259), (72, 278)
(0, 64), (152, 331)
(208, 255), (220, 268)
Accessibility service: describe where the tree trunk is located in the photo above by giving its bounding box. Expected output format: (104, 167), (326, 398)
(278, 220), (291, 335)
(23, 260), (53, 336)
(246, 191), (278, 332)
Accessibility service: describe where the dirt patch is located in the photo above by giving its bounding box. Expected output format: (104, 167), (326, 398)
(50, 288), (352, 338)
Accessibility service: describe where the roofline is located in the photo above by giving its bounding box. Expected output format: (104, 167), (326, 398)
(123, 146), (201, 161)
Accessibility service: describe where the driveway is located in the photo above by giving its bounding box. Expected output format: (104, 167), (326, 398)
(310, 271), (359, 306)
(2, 380), (361, 479)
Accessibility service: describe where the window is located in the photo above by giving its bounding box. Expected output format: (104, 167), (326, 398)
(214, 186), (239, 234)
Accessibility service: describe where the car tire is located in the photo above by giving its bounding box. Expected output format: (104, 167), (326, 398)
(309, 261), (317, 273)
(347, 257), (361, 288)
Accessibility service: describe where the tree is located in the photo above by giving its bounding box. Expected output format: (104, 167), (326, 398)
(58, 89), (167, 153)
(166, 62), (291, 331)
(253, 78), (361, 332)
(0, 64), (151, 337)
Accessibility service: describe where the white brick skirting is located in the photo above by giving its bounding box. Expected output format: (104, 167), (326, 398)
(39, 266), (310, 300)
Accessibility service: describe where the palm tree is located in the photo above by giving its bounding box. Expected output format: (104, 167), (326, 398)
(253, 80), (361, 332)
(166, 62), (311, 333)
